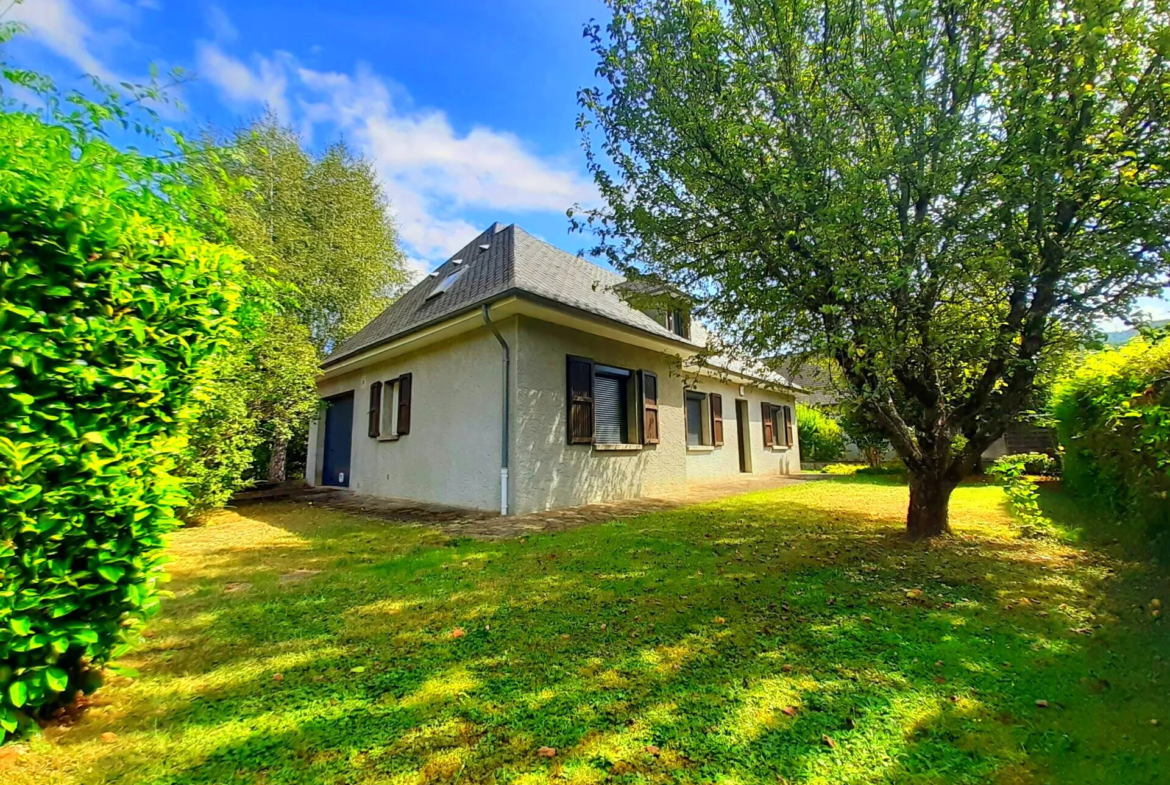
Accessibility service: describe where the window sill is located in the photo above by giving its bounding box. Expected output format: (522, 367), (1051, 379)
(377, 434), (400, 442)
(771, 445), (792, 452)
(593, 443), (643, 452)
(687, 444), (715, 452)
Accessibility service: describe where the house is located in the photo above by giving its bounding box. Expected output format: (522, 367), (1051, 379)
(305, 223), (801, 515)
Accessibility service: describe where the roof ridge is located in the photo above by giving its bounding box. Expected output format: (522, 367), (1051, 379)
(510, 225), (625, 284)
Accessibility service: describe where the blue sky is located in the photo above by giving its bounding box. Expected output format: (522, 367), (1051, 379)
(7, 0), (1168, 326)
(8, 0), (606, 280)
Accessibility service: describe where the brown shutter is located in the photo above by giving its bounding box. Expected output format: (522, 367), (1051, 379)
(709, 392), (723, 446)
(762, 401), (774, 447)
(368, 381), (382, 438)
(784, 405), (794, 447)
(640, 370), (659, 444)
(396, 373), (412, 435)
(567, 355), (595, 444)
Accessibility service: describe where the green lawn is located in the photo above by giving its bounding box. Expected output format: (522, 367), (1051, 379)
(9, 477), (1168, 784)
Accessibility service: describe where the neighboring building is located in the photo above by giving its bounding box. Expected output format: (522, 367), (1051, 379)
(306, 223), (801, 515)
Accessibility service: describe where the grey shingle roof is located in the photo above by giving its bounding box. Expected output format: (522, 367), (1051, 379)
(324, 223), (697, 366)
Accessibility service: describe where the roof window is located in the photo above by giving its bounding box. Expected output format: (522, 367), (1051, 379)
(426, 267), (465, 299)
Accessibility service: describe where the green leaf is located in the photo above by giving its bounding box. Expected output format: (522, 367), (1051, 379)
(96, 565), (126, 583)
(8, 681), (27, 709)
(45, 668), (69, 693)
(9, 617), (31, 635)
(0, 707), (17, 734)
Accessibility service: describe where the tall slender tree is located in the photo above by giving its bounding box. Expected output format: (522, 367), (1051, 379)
(210, 116), (408, 482)
(577, 0), (1170, 536)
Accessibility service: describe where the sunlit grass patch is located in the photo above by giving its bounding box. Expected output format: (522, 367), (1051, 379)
(5, 479), (1168, 784)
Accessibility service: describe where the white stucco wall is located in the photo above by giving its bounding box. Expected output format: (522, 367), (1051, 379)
(307, 314), (800, 515)
(308, 322), (514, 512)
(511, 317), (689, 514)
(680, 374), (800, 480)
(511, 317), (799, 514)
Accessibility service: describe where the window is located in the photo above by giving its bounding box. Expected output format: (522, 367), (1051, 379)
(426, 268), (464, 299)
(771, 406), (785, 445)
(666, 307), (690, 339)
(367, 372), (412, 439)
(686, 392), (706, 446)
(594, 365), (631, 444)
(761, 402), (792, 448)
(567, 356), (650, 446)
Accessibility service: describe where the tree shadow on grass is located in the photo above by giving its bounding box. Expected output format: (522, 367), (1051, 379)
(24, 482), (1170, 785)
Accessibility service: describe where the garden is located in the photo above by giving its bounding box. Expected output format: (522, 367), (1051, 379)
(5, 477), (1167, 784)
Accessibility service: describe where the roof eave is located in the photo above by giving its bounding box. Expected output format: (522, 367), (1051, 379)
(319, 289), (701, 377)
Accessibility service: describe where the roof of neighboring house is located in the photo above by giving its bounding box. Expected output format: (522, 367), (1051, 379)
(777, 360), (839, 406)
(325, 223), (701, 366)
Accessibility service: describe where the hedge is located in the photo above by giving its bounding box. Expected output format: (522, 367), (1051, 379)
(1051, 337), (1170, 555)
(0, 110), (244, 735)
(796, 404), (845, 462)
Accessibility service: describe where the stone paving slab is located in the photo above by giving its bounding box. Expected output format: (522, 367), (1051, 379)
(299, 473), (823, 540)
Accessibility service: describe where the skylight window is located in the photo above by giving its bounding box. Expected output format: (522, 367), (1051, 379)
(426, 268), (464, 299)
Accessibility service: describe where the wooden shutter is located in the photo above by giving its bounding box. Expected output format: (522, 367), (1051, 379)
(396, 373), (412, 435)
(368, 381), (382, 438)
(709, 392), (723, 446)
(566, 355), (595, 444)
(783, 405), (794, 447)
(640, 370), (659, 444)
(762, 401), (774, 447)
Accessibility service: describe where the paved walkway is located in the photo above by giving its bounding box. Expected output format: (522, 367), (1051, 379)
(298, 473), (822, 540)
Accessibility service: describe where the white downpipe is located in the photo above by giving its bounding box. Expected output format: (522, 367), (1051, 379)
(482, 304), (510, 516)
(500, 468), (509, 517)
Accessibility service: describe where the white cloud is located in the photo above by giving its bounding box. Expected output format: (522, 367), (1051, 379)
(197, 50), (596, 264)
(205, 5), (237, 43)
(10, 0), (117, 81)
(195, 43), (290, 120)
(403, 257), (434, 285)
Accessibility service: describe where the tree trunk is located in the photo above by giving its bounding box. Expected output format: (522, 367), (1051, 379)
(267, 432), (288, 484)
(906, 472), (956, 538)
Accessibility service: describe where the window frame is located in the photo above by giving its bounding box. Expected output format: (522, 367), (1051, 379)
(593, 364), (634, 446)
(426, 267), (465, 299)
(685, 391), (709, 447)
(666, 307), (690, 340)
(567, 355), (645, 448)
(370, 372), (412, 441)
(378, 378), (400, 440)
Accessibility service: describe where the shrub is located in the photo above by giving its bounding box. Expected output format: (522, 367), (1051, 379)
(990, 454), (1058, 539)
(0, 109), (244, 736)
(1051, 338), (1170, 555)
(796, 404), (845, 462)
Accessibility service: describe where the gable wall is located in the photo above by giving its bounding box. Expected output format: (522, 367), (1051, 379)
(308, 321), (515, 512)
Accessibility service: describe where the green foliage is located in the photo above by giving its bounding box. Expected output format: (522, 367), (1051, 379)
(990, 455), (1058, 539)
(178, 314), (319, 515)
(1051, 338), (1170, 554)
(795, 404), (845, 462)
(837, 401), (892, 467)
(175, 115), (407, 496)
(210, 115), (408, 354)
(577, 0), (1170, 535)
(0, 102), (244, 733)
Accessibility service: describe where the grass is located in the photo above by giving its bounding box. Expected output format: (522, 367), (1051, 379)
(6, 477), (1168, 784)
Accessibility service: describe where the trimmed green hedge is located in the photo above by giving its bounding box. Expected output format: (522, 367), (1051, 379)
(796, 404), (845, 462)
(1051, 337), (1170, 554)
(0, 111), (244, 735)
